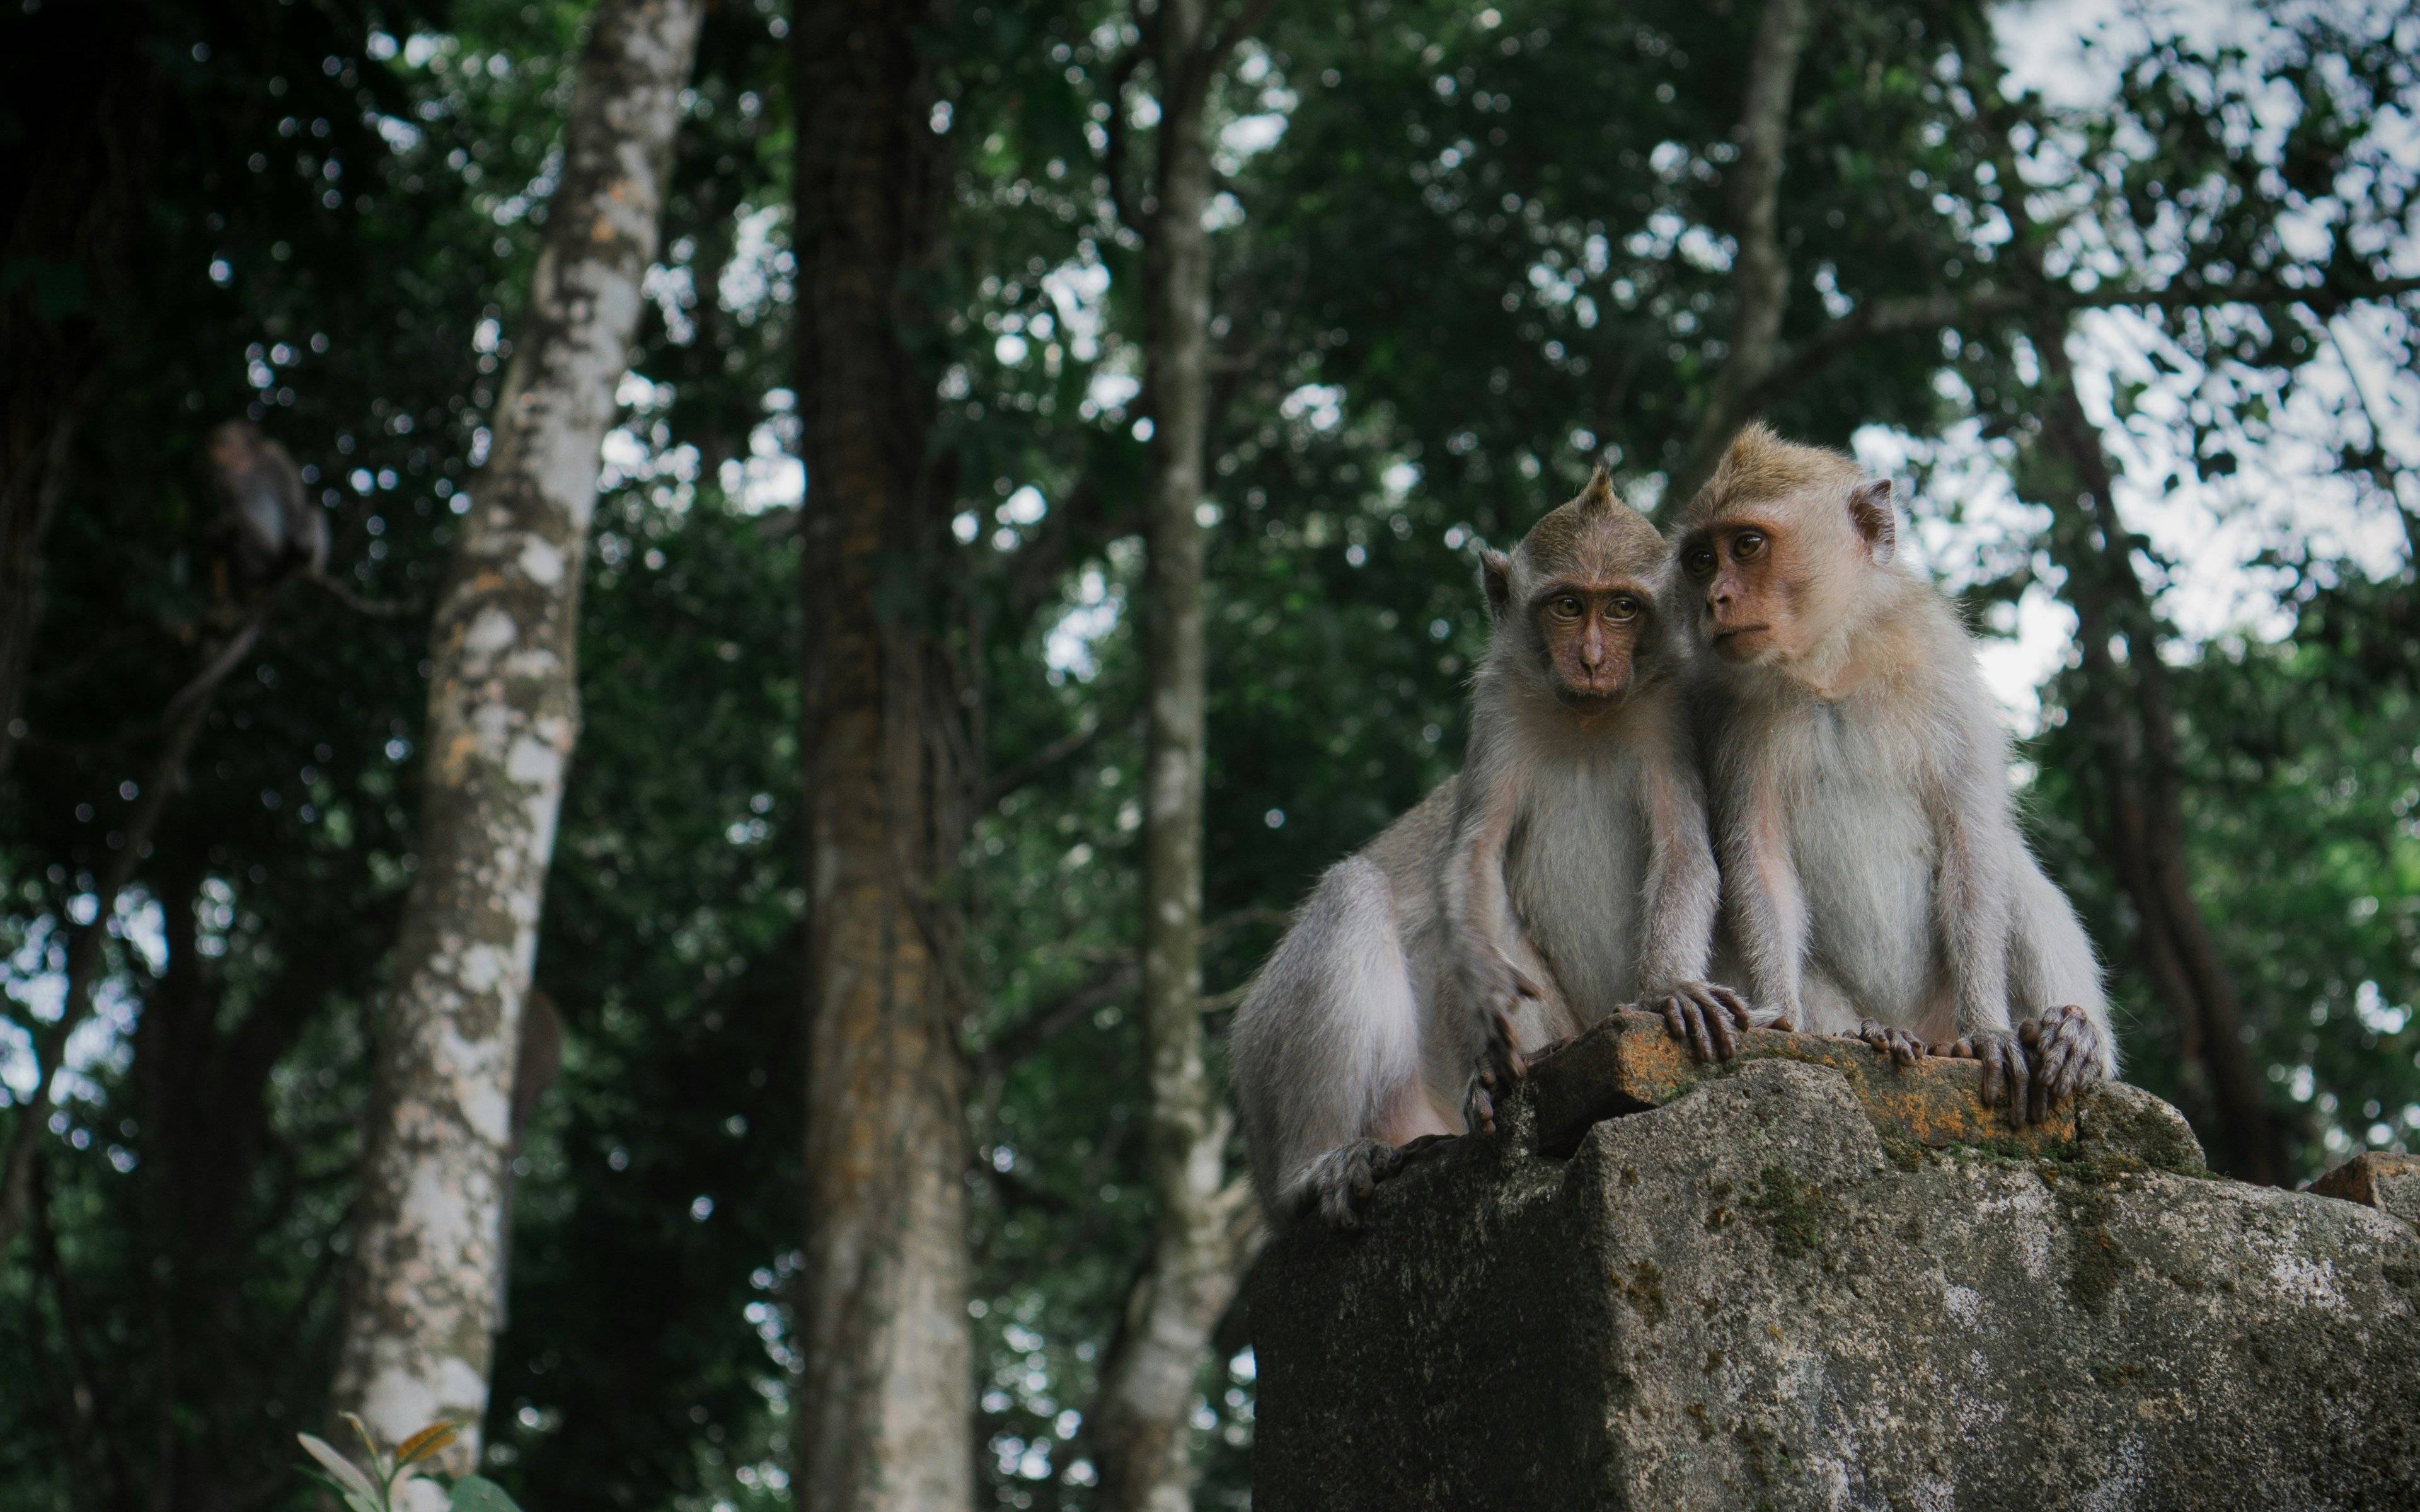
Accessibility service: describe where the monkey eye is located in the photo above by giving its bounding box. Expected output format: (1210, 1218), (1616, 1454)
(1608, 596), (1639, 621)
(1550, 594), (1584, 620)
(1681, 546), (1715, 578)
(1732, 530), (1766, 559)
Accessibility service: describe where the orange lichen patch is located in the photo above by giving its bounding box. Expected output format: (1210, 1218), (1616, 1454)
(2308, 1152), (2420, 1225)
(1526, 1011), (2078, 1159)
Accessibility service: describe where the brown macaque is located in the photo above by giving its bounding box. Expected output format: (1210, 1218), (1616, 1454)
(1676, 423), (2115, 1125)
(205, 420), (326, 595)
(1231, 468), (1749, 1230)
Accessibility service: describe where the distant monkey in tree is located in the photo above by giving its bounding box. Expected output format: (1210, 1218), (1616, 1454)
(204, 419), (326, 594)
(1232, 468), (1750, 1230)
(1676, 423), (2114, 1125)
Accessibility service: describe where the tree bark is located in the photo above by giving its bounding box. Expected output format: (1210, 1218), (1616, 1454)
(332, 0), (703, 1480)
(792, 6), (976, 1512)
(1090, 9), (1267, 1511)
(1668, 0), (1815, 509)
(0, 6), (159, 786)
(1964, 49), (2292, 1186)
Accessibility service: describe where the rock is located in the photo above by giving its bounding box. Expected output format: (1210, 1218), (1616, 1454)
(1251, 1051), (2420, 1512)
(2310, 1153), (2420, 1228)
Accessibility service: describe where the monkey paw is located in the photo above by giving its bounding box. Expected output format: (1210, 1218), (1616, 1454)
(1939, 1027), (2039, 1127)
(1657, 982), (1755, 1063)
(1298, 1139), (1409, 1232)
(1856, 1017), (1928, 1072)
(2014, 1005), (2104, 1123)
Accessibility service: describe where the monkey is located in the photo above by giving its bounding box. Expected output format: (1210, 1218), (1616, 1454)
(1230, 467), (1753, 1230)
(204, 419), (326, 595)
(1674, 422), (2115, 1126)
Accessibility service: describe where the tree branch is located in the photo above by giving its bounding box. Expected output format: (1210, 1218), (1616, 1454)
(981, 715), (1109, 810)
(1740, 272), (2420, 422)
(1668, 0), (1814, 510)
(0, 597), (263, 1252)
(1100, 45), (1145, 237)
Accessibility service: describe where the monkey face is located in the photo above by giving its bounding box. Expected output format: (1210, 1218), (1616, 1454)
(1530, 581), (1648, 706)
(1680, 520), (1797, 665)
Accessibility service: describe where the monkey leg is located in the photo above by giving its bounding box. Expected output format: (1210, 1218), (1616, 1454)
(1856, 1017), (1928, 1071)
(1937, 1028), (2037, 1128)
(2017, 1005), (2105, 1124)
(1298, 1138), (1411, 1232)
(1658, 982), (1755, 1063)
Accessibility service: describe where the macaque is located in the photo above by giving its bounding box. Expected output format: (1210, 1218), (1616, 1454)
(1676, 423), (2115, 1125)
(1231, 468), (1749, 1230)
(205, 419), (326, 593)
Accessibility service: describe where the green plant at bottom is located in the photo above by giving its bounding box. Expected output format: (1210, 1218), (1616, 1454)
(297, 1416), (524, 1512)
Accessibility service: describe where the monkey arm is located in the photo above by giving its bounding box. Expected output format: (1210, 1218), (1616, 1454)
(1718, 770), (1809, 1026)
(1635, 749), (1721, 991)
(1438, 752), (1540, 1086)
(1926, 773), (2016, 1041)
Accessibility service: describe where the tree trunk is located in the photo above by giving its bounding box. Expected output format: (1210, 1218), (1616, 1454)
(2025, 326), (2290, 1184)
(1668, 0), (1814, 508)
(0, 5), (159, 784)
(791, 6), (976, 1511)
(1962, 43), (2293, 1186)
(1090, 10), (1266, 1511)
(332, 0), (703, 1479)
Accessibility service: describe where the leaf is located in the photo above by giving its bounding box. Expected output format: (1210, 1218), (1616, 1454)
(298, 1468), (388, 1512)
(396, 1422), (464, 1467)
(448, 1475), (524, 1512)
(298, 1434), (386, 1512)
(341, 1411), (394, 1480)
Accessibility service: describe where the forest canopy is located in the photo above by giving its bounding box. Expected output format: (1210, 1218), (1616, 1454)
(1, 0), (2416, 1509)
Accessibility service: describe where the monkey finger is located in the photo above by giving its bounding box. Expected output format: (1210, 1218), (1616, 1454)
(1685, 985), (1740, 1060)
(1976, 1040), (2006, 1108)
(1706, 983), (1754, 1029)
(1680, 998), (1720, 1063)
(2004, 1045), (2035, 1129)
(1509, 965), (1547, 1002)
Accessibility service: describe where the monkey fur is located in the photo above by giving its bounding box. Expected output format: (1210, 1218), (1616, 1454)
(1231, 469), (1748, 1230)
(205, 419), (326, 595)
(1676, 423), (2116, 1125)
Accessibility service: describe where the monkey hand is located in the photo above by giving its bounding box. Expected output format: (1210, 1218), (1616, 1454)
(1653, 982), (1755, 1063)
(1463, 1066), (1507, 1137)
(2013, 1005), (2104, 1124)
(1298, 1139), (1409, 1232)
(1856, 1017), (1928, 1071)
(1938, 1026), (2038, 1127)
(1458, 950), (1541, 1092)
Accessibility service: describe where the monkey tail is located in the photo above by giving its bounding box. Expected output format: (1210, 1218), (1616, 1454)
(1230, 856), (1426, 1223)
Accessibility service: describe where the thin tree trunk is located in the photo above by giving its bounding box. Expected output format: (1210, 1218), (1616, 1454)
(1090, 9), (1267, 1509)
(332, 0), (703, 1479)
(1961, 41), (2292, 1185)
(791, 6), (975, 1511)
(1668, 0), (1814, 508)
(2027, 328), (2290, 1184)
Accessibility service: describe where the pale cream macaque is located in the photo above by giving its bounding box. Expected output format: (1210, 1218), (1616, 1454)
(1231, 469), (1749, 1230)
(1676, 423), (2116, 1125)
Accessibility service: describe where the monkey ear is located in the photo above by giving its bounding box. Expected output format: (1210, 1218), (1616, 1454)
(1478, 547), (1514, 622)
(1848, 479), (1896, 564)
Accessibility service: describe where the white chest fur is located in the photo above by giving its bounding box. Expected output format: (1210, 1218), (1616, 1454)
(1504, 746), (1652, 1021)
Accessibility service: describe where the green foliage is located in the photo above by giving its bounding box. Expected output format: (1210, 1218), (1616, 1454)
(296, 1418), (523, 1512)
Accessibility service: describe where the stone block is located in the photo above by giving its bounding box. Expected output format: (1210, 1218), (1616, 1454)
(2310, 1152), (2420, 1228)
(1252, 1051), (2420, 1511)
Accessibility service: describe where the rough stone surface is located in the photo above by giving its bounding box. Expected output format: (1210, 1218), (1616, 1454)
(2312, 1153), (2420, 1228)
(1252, 1040), (2420, 1512)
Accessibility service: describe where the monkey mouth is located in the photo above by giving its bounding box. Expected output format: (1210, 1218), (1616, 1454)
(1556, 682), (1628, 709)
